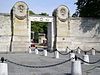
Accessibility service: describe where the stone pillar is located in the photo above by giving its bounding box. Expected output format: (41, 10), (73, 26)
(53, 5), (70, 51)
(11, 1), (29, 52)
(47, 22), (54, 51)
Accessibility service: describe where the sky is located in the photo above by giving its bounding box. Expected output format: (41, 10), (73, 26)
(0, 0), (77, 16)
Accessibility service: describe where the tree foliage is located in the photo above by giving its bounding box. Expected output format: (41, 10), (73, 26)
(39, 13), (49, 16)
(30, 12), (48, 34)
(29, 10), (49, 42)
(73, 0), (100, 17)
(29, 10), (35, 15)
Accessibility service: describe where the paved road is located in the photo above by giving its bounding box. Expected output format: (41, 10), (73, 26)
(0, 50), (100, 75)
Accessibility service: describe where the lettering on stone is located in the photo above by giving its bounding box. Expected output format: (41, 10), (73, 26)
(40, 17), (43, 21)
(45, 19), (49, 21)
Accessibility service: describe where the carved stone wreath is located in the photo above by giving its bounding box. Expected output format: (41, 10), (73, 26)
(14, 2), (28, 20)
(57, 5), (69, 22)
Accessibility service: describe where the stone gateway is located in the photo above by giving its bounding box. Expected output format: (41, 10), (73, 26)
(0, 1), (100, 52)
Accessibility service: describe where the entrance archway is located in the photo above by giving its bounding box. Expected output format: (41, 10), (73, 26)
(29, 15), (54, 50)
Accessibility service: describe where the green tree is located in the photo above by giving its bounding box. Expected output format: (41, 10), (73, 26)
(34, 32), (39, 43)
(39, 13), (49, 38)
(39, 13), (49, 16)
(29, 11), (49, 42)
(73, 0), (100, 17)
(29, 10), (35, 15)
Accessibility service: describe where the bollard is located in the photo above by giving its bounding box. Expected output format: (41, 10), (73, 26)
(71, 57), (82, 75)
(0, 57), (8, 75)
(69, 51), (75, 61)
(44, 49), (47, 56)
(29, 48), (32, 53)
(91, 48), (95, 55)
(77, 47), (81, 54)
(55, 51), (59, 58)
(35, 47), (38, 54)
(66, 47), (70, 53)
(83, 52), (89, 65)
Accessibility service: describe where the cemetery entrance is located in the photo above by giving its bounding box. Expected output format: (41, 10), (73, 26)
(29, 15), (54, 51)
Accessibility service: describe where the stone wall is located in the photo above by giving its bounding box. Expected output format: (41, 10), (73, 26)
(0, 13), (11, 52)
(0, 3), (100, 52)
(53, 5), (100, 51)
(67, 17), (100, 51)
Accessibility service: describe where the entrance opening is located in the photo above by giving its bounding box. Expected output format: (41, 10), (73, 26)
(29, 15), (54, 51)
(31, 21), (51, 49)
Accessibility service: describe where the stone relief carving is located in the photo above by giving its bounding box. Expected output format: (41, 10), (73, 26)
(14, 2), (28, 20)
(57, 5), (69, 22)
(17, 5), (25, 13)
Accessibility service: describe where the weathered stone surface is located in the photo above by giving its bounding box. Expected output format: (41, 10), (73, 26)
(53, 5), (70, 51)
(69, 18), (100, 37)
(67, 18), (100, 50)
(53, 8), (100, 51)
(1, 3), (100, 52)
(0, 13), (11, 52)
(11, 1), (29, 52)
(0, 13), (11, 35)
